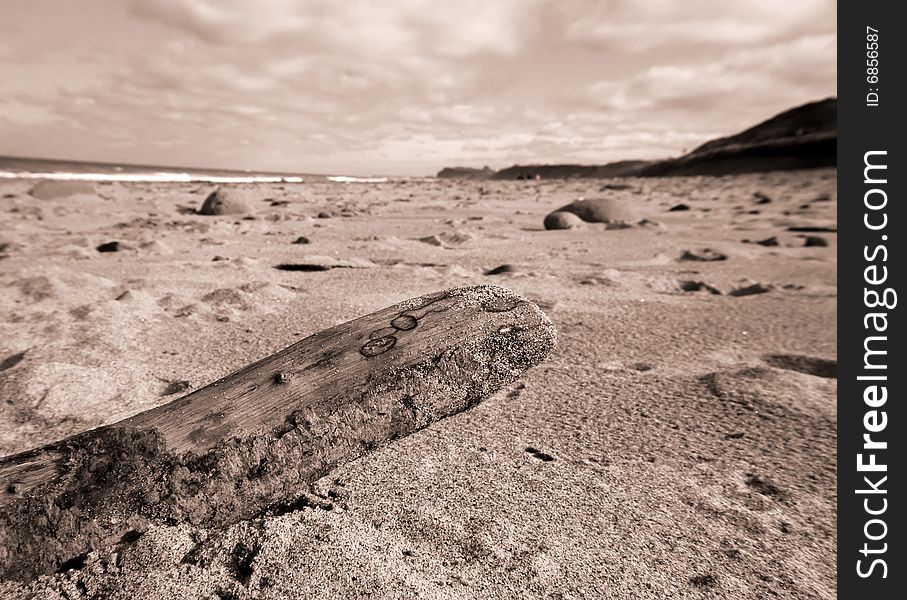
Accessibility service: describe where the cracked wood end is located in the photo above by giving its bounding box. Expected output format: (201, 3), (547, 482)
(0, 285), (556, 581)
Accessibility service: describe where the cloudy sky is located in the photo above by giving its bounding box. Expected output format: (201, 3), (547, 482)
(0, 0), (835, 176)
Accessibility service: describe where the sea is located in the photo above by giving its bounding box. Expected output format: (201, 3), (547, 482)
(0, 156), (389, 184)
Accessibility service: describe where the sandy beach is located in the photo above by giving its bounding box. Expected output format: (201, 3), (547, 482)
(0, 171), (836, 598)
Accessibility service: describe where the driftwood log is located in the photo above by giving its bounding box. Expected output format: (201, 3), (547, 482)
(0, 285), (556, 581)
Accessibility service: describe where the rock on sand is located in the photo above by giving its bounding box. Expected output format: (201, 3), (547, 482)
(543, 211), (585, 230)
(545, 198), (637, 228)
(199, 188), (253, 216)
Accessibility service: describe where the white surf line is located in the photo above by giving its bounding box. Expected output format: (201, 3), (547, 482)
(326, 175), (389, 183)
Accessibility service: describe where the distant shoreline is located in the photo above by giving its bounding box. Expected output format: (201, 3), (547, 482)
(0, 157), (406, 184)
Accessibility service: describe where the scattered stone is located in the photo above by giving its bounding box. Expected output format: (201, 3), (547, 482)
(317, 211), (332, 219)
(96, 241), (120, 253)
(729, 282), (772, 297)
(680, 280), (722, 294)
(269, 200), (290, 207)
(679, 248), (727, 262)
(786, 225), (836, 233)
(543, 211), (585, 230)
(525, 447), (556, 462)
(753, 192), (772, 204)
(485, 264), (519, 276)
(600, 182), (633, 191)
(276, 264), (329, 272)
(803, 236), (828, 247)
(199, 189), (252, 216)
(668, 203), (690, 212)
(754, 237), (779, 247)
(292, 236), (311, 245)
(545, 197), (637, 228)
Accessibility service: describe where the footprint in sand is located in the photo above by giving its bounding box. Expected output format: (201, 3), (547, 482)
(416, 231), (475, 247)
(762, 354), (836, 378)
(12, 276), (56, 302)
(202, 286), (254, 307)
(744, 473), (787, 499)
(699, 365), (835, 419)
(679, 248), (727, 262)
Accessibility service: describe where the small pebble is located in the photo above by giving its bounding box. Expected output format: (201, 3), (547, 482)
(96, 241), (120, 253)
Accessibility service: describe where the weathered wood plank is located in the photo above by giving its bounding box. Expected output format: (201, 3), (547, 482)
(0, 285), (556, 581)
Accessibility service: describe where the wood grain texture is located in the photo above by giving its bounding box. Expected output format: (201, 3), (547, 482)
(0, 285), (556, 581)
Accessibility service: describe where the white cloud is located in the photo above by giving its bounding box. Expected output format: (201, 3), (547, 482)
(0, 0), (836, 174)
(590, 34), (836, 114)
(561, 0), (832, 50)
(129, 0), (533, 57)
